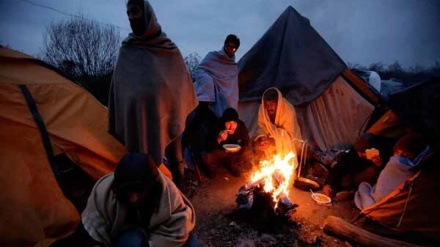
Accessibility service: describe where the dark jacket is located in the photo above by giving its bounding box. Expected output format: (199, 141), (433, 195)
(206, 119), (250, 153)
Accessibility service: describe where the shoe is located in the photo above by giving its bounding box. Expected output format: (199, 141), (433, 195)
(335, 190), (355, 201)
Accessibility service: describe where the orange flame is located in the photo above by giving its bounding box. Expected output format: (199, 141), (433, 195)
(250, 151), (296, 208)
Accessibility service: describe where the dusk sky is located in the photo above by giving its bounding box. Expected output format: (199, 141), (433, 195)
(1, 0), (439, 68)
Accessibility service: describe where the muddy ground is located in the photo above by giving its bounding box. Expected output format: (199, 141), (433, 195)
(186, 166), (360, 247)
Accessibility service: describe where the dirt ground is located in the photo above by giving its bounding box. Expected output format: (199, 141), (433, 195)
(186, 166), (361, 247)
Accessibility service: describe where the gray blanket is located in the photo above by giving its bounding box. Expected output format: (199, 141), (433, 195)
(193, 49), (238, 117)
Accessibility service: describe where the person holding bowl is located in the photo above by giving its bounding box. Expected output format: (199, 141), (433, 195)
(200, 108), (252, 178)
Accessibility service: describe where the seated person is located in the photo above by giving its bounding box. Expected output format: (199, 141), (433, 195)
(355, 132), (430, 210)
(80, 153), (197, 247)
(201, 108), (252, 178)
(323, 132), (397, 198)
(253, 87), (302, 164)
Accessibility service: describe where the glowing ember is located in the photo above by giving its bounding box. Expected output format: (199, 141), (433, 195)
(249, 151), (296, 208)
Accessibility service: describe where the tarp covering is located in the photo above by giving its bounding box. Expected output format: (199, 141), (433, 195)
(0, 46), (128, 246)
(238, 6), (347, 105)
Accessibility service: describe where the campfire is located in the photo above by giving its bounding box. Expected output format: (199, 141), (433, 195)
(250, 152), (296, 207)
(234, 151), (299, 233)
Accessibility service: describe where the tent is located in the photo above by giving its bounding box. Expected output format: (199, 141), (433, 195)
(237, 6), (385, 152)
(0, 46), (129, 246)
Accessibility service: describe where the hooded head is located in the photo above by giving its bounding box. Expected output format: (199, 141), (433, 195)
(220, 108), (239, 135)
(126, 0), (161, 39)
(113, 153), (161, 208)
(263, 88), (280, 123)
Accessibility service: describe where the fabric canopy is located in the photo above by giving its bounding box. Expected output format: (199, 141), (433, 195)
(238, 6), (346, 105)
(0, 46), (128, 246)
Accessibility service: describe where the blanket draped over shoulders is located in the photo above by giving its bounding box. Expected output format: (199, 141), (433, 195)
(193, 49), (239, 117)
(256, 87), (302, 156)
(82, 172), (195, 247)
(108, 0), (198, 166)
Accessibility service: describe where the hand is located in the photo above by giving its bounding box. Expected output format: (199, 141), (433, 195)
(371, 156), (383, 166)
(322, 184), (334, 197)
(217, 130), (228, 143)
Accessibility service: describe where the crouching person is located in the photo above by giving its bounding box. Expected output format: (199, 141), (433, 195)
(201, 108), (252, 178)
(80, 153), (198, 247)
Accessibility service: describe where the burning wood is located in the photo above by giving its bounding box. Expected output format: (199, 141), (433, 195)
(236, 151), (299, 214)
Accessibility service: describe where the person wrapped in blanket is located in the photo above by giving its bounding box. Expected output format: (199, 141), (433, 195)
(108, 0), (198, 190)
(322, 132), (398, 200)
(200, 108), (252, 178)
(355, 132), (430, 210)
(193, 34), (240, 118)
(80, 153), (198, 247)
(253, 87), (302, 165)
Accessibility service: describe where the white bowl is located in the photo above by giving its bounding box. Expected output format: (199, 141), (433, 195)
(311, 193), (331, 204)
(223, 144), (241, 153)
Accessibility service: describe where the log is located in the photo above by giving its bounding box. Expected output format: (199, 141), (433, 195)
(323, 216), (431, 247)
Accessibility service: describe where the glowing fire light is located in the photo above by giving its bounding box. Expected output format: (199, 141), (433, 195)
(250, 151), (296, 208)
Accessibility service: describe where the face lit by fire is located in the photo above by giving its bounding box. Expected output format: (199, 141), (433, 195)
(264, 100), (277, 120)
(224, 120), (238, 135)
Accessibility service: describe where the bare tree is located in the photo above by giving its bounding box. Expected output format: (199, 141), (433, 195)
(184, 52), (201, 80)
(368, 62), (385, 74)
(41, 16), (120, 105)
(387, 60), (404, 74)
(347, 62), (367, 71)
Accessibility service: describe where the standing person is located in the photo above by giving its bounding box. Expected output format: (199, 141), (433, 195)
(253, 87), (302, 163)
(80, 153), (198, 247)
(201, 108), (252, 178)
(193, 34), (240, 118)
(108, 0), (198, 188)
